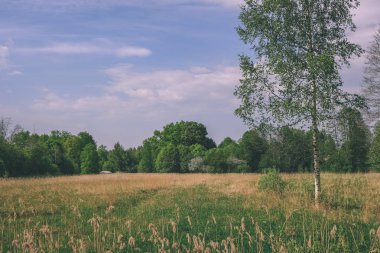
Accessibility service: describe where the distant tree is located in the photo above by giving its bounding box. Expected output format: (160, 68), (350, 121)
(80, 143), (99, 174)
(78, 132), (96, 147)
(218, 137), (236, 148)
(204, 148), (228, 173)
(189, 144), (207, 158)
(278, 127), (311, 172)
(64, 132), (96, 173)
(155, 143), (180, 173)
(97, 145), (109, 171)
(108, 142), (129, 172)
(155, 121), (216, 149)
(259, 127), (311, 172)
(0, 158), (5, 177)
(227, 157), (250, 173)
(338, 108), (371, 172)
(235, 0), (364, 203)
(42, 132), (74, 174)
(318, 131), (339, 172)
(64, 136), (83, 173)
(24, 140), (55, 175)
(0, 117), (11, 140)
(138, 140), (155, 172)
(369, 122), (380, 171)
(177, 145), (192, 173)
(363, 26), (380, 122)
(126, 148), (138, 172)
(238, 130), (268, 172)
(219, 137), (239, 158)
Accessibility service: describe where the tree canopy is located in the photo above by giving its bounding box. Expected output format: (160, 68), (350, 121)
(235, 0), (365, 203)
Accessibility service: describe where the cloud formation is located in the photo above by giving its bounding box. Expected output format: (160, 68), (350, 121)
(25, 65), (244, 146)
(104, 64), (240, 105)
(2, 0), (243, 10)
(0, 43), (22, 76)
(17, 42), (151, 57)
(32, 65), (240, 113)
(0, 45), (9, 69)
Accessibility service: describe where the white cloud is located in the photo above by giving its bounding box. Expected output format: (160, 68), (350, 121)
(104, 64), (240, 105)
(116, 47), (152, 57)
(25, 65), (246, 147)
(0, 45), (9, 69)
(0, 43), (22, 76)
(33, 65), (241, 112)
(17, 42), (151, 57)
(2, 0), (243, 10)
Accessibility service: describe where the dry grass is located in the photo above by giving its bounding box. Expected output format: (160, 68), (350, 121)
(0, 173), (379, 252)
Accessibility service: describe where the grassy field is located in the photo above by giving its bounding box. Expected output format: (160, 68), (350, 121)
(0, 173), (379, 253)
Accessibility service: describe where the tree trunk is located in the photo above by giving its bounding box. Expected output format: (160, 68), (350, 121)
(311, 114), (321, 205)
(306, 0), (321, 206)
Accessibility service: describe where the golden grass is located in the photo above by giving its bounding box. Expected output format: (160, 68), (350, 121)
(1, 173), (379, 217)
(0, 173), (379, 252)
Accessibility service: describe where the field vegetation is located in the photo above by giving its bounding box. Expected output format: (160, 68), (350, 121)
(1, 173), (379, 252)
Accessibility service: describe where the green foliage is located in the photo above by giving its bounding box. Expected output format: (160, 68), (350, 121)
(258, 168), (286, 194)
(138, 140), (155, 172)
(155, 143), (180, 173)
(235, 0), (364, 129)
(235, 0), (365, 202)
(97, 145), (109, 171)
(0, 116), (377, 176)
(260, 127), (312, 172)
(204, 148), (229, 173)
(153, 121), (216, 149)
(189, 144), (206, 157)
(227, 157), (250, 173)
(107, 142), (136, 172)
(0, 158), (5, 177)
(80, 143), (99, 174)
(369, 122), (380, 171)
(177, 145), (192, 173)
(338, 108), (371, 172)
(238, 130), (267, 172)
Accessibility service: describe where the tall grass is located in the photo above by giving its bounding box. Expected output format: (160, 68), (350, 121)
(0, 173), (379, 252)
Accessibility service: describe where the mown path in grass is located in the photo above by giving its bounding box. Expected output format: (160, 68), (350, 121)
(0, 173), (379, 252)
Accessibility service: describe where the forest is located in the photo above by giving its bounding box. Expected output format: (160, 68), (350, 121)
(1, 106), (379, 177)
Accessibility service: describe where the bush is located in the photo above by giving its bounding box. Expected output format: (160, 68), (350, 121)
(188, 157), (205, 172)
(258, 168), (286, 194)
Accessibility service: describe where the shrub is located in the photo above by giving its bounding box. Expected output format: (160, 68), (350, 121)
(188, 157), (205, 172)
(258, 168), (286, 194)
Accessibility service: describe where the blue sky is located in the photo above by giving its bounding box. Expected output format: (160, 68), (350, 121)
(1, 0), (379, 148)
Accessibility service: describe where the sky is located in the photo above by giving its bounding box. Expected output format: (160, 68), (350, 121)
(0, 0), (379, 148)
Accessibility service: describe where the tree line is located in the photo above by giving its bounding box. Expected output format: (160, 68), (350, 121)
(1, 109), (379, 177)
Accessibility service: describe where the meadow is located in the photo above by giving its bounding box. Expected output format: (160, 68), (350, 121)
(0, 173), (379, 252)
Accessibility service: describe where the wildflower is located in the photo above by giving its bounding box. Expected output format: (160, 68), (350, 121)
(331, 225), (337, 238)
(279, 245), (288, 253)
(128, 236), (135, 247)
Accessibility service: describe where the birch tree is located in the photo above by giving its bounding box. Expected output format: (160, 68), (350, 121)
(235, 0), (365, 204)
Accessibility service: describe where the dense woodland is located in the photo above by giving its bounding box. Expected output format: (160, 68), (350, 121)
(1, 107), (380, 177)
